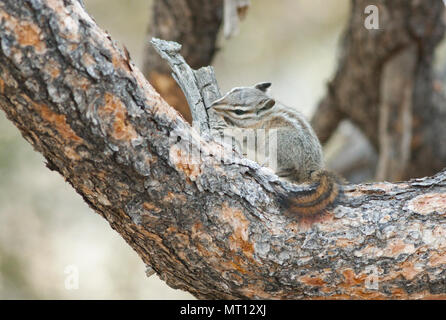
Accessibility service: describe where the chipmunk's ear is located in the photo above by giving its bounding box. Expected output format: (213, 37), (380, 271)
(254, 82), (272, 92)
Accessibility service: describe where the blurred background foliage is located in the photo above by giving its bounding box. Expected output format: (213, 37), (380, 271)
(0, 0), (352, 299)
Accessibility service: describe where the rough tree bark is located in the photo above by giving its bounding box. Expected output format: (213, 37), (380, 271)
(142, 0), (223, 123)
(1, 0), (446, 299)
(312, 0), (446, 181)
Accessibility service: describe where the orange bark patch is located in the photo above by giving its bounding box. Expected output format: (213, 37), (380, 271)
(399, 259), (423, 281)
(0, 11), (46, 53)
(66, 71), (90, 91)
(0, 78), (4, 94)
(194, 202), (258, 280)
(16, 21), (44, 51)
(28, 96), (82, 145)
(334, 269), (391, 299)
(217, 256), (256, 281)
(390, 288), (409, 298)
(97, 93), (138, 141)
(408, 193), (446, 215)
(43, 59), (61, 79)
(220, 203), (254, 260)
(112, 49), (132, 73)
(300, 274), (326, 287)
(382, 239), (415, 257)
(191, 222), (213, 245)
(169, 144), (201, 180)
(38, 104), (82, 142)
(429, 251), (446, 267)
(228, 257), (249, 274)
(341, 269), (367, 287)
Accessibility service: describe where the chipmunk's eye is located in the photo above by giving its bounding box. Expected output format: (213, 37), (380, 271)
(233, 109), (245, 115)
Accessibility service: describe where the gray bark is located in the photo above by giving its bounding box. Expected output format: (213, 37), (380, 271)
(0, 0), (446, 299)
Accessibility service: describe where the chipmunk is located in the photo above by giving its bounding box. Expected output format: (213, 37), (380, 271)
(209, 82), (343, 220)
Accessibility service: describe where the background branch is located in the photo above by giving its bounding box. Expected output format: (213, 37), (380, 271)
(313, 0), (446, 181)
(142, 0), (223, 123)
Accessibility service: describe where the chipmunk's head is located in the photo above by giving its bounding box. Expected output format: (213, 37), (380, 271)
(209, 82), (276, 128)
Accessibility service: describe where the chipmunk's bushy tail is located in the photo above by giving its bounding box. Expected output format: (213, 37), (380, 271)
(279, 170), (344, 221)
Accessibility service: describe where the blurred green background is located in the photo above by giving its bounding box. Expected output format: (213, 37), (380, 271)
(0, 0), (350, 299)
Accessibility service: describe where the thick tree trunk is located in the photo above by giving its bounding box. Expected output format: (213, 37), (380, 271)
(142, 0), (223, 123)
(312, 0), (446, 181)
(1, 0), (446, 299)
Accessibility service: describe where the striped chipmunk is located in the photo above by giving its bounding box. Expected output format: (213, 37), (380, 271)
(209, 82), (343, 220)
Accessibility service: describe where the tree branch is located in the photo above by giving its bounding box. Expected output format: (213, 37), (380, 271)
(142, 0), (223, 123)
(1, 0), (446, 299)
(312, 0), (446, 181)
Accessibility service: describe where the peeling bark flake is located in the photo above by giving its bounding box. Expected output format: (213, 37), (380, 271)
(98, 93), (139, 141)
